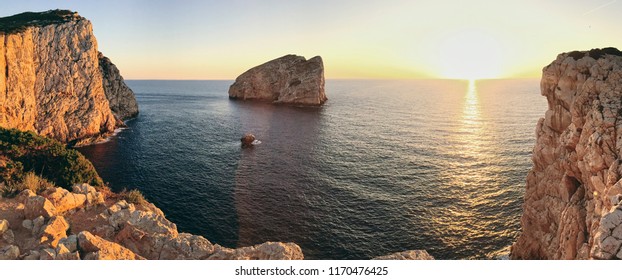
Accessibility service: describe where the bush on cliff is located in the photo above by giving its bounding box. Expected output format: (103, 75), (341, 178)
(0, 9), (78, 34)
(121, 188), (147, 206)
(0, 172), (55, 198)
(0, 127), (104, 190)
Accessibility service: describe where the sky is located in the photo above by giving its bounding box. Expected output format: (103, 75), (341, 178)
(1, 0), (621, 80)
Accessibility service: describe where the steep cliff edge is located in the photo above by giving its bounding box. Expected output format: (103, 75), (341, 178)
(228, 55), (327, 106)
(512, 47), (622, 259)
(0, 10), (138, 145)
(99, 52), (138, 120)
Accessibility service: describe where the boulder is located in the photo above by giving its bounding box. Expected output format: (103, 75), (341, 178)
(240, 133), (256, 148)
(2, 229), (14, 244)
(126, 210), (177, 236)
(92, 225), (115, 240)
(159, 233), (215, 260)
(23, 250), (41, 260)
(43, 187), (87, 213)
(0, 219), (8, 235)
(39, 216), (69, 247)
(17, 189), (36, 204)
(32, 216), (45, 235)
(78, 231), (145, 260)
(72, 183), (105, 207)
(58, 235), (78, 253)
(24, 195), (56, 220)
(229, 55), (327, 106)
(40, 248), (56, 260)
(0, 245), (20, 260)
(372, 250), (435, 260)
(208, 242), (303, 260)
(22, 219), (33, 231)
(56, 251), (80, 260)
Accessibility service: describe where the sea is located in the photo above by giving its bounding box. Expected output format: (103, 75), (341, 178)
(77, 79), (548, 260)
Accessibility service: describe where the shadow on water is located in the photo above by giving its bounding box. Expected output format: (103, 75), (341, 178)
(232, 101), (324, 253)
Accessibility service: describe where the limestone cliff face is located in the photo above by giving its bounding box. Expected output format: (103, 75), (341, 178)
(99, 53), (138, 120)
(512, 48), (622, 259)
(228, 55), (327, 106)
(0, 10), (137, 145)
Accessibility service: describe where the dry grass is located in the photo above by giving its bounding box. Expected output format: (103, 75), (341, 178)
(21, 172), (54, 194)
(122, 189), (147, 206)
(0, 172), (54, 198)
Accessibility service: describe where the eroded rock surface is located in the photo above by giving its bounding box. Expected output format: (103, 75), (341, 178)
(511, 48), (622, 259)
(99, 52), (138, 120)
(0, 10), (138, 145)
(372, 250), (435, 260)
(0, 184), (306, 260)
(229, 55), (327, 106)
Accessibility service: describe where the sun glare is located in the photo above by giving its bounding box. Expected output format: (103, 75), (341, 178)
(437, 30), (504, 80)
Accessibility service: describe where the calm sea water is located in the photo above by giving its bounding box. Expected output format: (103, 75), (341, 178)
(77, 79), (547, 259)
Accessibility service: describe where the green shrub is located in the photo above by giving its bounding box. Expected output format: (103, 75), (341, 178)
(0, 10), (78, 34)
(0, 127), (103, 190)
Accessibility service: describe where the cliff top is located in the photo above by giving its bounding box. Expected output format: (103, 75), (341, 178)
(0, 9), (82, 34)
(565, 47), (622, 60)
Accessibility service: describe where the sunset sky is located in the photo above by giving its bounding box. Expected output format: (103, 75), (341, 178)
(2, 0), (621, 79)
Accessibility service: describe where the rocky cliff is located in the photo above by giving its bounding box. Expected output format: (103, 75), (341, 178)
(228, 55), (327, 106)
(0, 184), (304, 260)
(511, 47), (622, 259)
(99, 52), (138, 120)
(0, 183), (432, 260)
(0, 10), (138, 145)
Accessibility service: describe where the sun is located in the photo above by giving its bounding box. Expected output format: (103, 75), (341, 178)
(436, 29), (504, 80)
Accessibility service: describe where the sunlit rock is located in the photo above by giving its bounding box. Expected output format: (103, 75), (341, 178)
(229, 55), (327, 106)
(511, 48), (622, 259)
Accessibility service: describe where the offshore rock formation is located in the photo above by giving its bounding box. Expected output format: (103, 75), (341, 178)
(0, 184), (303, 260)
(229, 55), (327, 106)
(512, 47), (622, 259)
(0, 10), (138, 145)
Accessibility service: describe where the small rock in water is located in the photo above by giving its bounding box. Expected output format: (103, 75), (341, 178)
(241, 133), (256, 148)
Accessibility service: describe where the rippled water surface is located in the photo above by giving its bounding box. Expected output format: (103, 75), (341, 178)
(78, 79), (547, 259)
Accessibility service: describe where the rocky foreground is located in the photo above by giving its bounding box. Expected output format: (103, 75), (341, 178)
(0, 10), (138, 146)
(0, 184), (303, 260)
(228, 55), (327, 106)
(511, 48), (622, 259)
(0, 183), (433, 260)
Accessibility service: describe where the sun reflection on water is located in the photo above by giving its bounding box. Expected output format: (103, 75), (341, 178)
(430, 79), (511, 258)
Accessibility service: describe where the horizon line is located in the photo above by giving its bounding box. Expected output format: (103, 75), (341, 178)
(124, 77), (542, 81)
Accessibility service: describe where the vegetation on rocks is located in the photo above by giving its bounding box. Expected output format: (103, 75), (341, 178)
(0, 9), (79, 34)
(0, 127), (103, 193)
(121, 189), (147, 206)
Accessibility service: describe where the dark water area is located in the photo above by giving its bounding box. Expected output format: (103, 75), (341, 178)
(77, 79), (547, 259)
